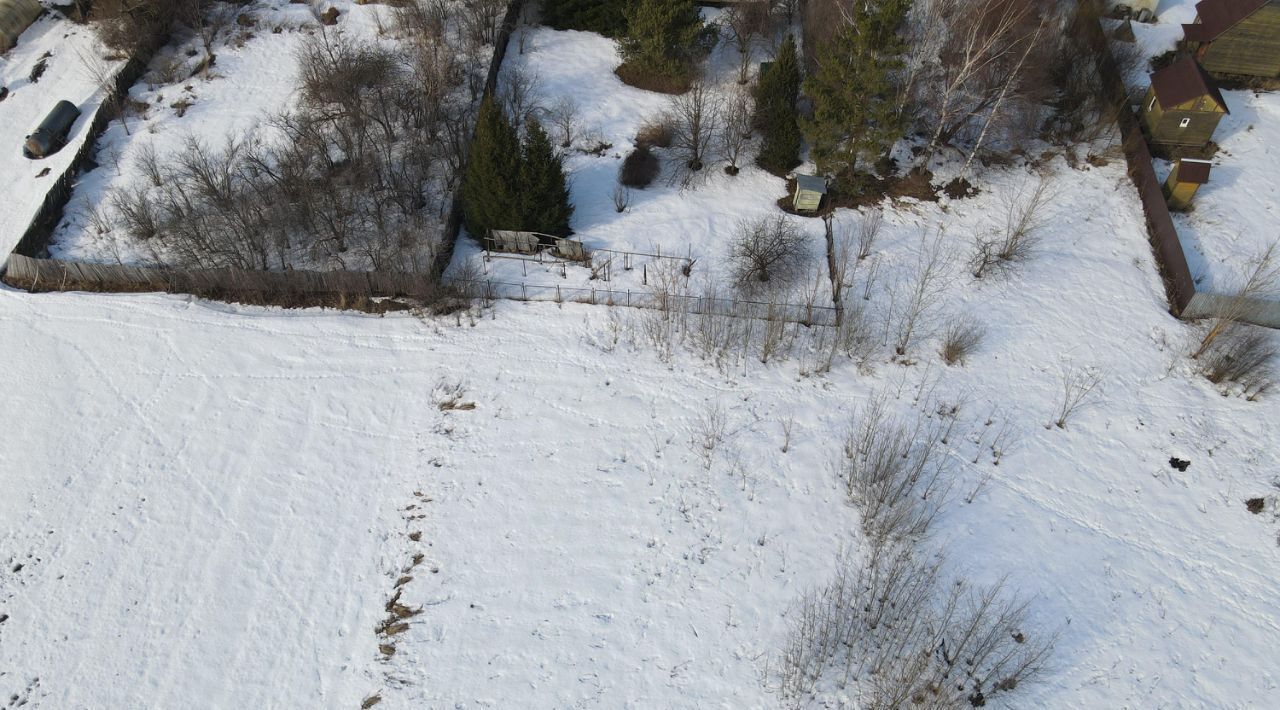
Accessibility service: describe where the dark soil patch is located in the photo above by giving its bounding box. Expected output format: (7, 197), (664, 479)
(29, 52), (52, 83)
(614, 64), (690, 95)
(1246, 497), (1265, 514)
(1148, 140), (1219, 163)
(942, 176), (978, 200)
(777, 167), (941, 216)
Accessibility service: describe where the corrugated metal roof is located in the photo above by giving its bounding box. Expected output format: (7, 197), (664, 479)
(1149, 56), (1229, 114)
(1175, 159), (1213, 184)
(795, 174), (827, 194)
(1184, 0), (1270, 42)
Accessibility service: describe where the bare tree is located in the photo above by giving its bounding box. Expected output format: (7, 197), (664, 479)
(959, 9), (1052, 178)
(611, 184), (631, 213)
(729, 215), (809, 288)
(500, 67), (542, 132)
(837, 396), (954, 544)
(778, 544), (1055, 706)
(722, 1), (771, 84)
(545, 95), (581, 149)
(891, 228), (951, 356)
(459, 0), (506, 53)
(905, 0), (1059, 165)
(856, 208), (883, 261)
(971, 174), (1052, 278)
(668, 83), (721, 179)
(1050, 365), (1102, 429)
(718, 88), (753, 175)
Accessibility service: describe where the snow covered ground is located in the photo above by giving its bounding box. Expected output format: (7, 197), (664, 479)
(0, 5), (121, 254)
(3, 190), (1280, 708)
(3, 4), (1280, 709)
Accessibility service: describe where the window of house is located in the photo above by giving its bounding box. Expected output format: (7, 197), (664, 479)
(1179, 117), (1191, 129)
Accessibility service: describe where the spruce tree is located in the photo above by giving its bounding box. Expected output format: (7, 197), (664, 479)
(801, 0), (910, 190)
(617, 0), (704, 90)
(754, 34), (802, 176)
(542, 0), (629, 37)
(461, 97), (522, 239)
(519, 119), (574, 237)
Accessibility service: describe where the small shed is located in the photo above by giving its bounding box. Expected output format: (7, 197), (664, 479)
(792, 174), (826, 213)
(1163, 158), (1212, 209)
(0, 0), (42, 54)
(1140, 57), (1229, 148)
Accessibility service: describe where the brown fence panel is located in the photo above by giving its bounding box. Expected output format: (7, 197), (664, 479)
(1074, 2), (1199, 314)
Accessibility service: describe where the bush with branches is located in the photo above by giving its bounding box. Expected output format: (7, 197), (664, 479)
(98, 16), (484, 276)
(729, 215), (809, 289)
(971, 176), (1052, 279)
(620, 145), (661, 188)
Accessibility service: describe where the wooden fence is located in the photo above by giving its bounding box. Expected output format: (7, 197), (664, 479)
(4, 254), (443, 300)
(2, 254), (840, 325)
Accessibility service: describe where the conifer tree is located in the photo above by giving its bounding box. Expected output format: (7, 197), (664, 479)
(754, 34), (802, 176)
(519, 119), (574, 237)
(617, 0), (704, 89)
(802, 0), (910, 189)
(542, 0), (629, 37)
(461, 96), (522, 239)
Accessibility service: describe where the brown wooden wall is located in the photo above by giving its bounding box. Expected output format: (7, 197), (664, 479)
(1201, 3), (1280, 77)
(1141, 90), (1223, 147)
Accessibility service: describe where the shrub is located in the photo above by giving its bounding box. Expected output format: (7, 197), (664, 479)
(941, 316), (986, 365)
(635, 115), (674, 149)
(619, 145), (660, 188)
(1199, 323), (1276, 392)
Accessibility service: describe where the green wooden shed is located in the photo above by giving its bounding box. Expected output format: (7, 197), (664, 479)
(793, 174), (826, 213)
